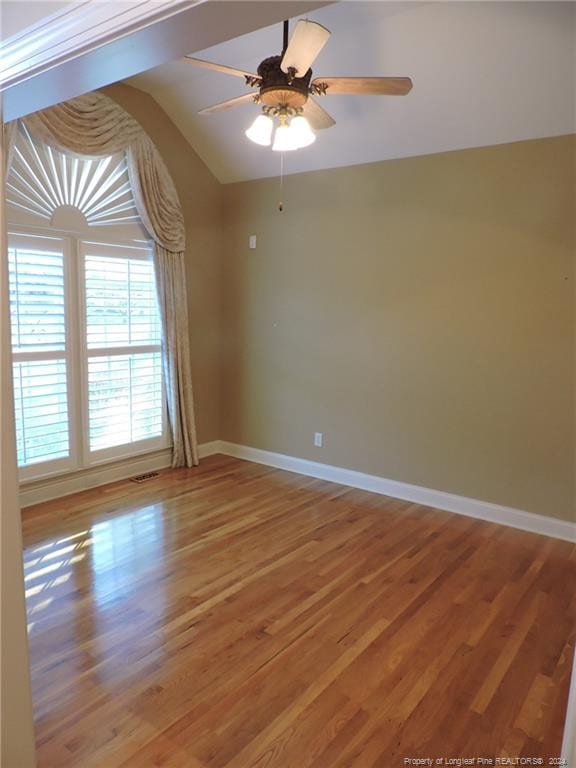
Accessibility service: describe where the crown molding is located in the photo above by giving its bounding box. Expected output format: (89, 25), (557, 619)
(0, 0), (201, 91)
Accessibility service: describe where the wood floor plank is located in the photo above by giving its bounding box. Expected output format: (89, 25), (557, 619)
(22, 455), (576, 767)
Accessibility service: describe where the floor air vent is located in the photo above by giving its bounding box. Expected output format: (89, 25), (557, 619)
(130, 471), (160, 484)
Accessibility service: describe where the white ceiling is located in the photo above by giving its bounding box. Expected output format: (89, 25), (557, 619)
(128, 1), (576, 184)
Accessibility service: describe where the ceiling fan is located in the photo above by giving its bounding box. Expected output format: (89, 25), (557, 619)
(182, 18), (413, 151)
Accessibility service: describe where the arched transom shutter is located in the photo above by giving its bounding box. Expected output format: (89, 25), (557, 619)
(6, 124), (140, 228)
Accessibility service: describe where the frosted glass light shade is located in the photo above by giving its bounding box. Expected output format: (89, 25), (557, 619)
(289, 116), (316, 148)
(272, 123), (299, 152)
(245, 115), (273, 146)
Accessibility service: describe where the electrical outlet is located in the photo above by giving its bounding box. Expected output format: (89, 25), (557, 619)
(249, 235), (257, 249)
(314, 432), (323, 447)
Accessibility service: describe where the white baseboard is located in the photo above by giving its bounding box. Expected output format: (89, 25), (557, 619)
(198, 441), (223, 459)
(20, 441), (218, 507)
(215, 441), (575, 543)
(20, 439), (575, 542)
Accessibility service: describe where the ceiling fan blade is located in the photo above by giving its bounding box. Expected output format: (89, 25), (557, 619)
(302, 97), (335, 130)
(280, 19), (331, 76)
(182, 56), (257, 80)
(198, 93), (257, 116)
(312, 76), (413, 96)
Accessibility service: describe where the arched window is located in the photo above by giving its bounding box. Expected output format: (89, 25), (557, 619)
(7, 125), (168, 481)
(7, 123), (141, 229)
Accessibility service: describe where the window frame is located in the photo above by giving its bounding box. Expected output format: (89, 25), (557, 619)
(7, 223), (170, 482)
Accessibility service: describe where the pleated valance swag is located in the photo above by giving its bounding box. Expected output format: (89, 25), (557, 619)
(4, 91), (199, 468)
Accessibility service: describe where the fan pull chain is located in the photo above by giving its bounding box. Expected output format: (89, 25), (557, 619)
(278, 152), (284, 212)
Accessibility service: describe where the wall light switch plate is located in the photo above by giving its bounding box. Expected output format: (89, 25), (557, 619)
(249, 235), (257, 249)
(314, 432), (323, 447)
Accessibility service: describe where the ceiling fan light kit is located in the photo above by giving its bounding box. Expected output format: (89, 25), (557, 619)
(246, 108), (316, 151)
(187, 17), (413, 152)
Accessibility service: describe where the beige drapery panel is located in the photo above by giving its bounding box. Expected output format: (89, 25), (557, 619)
(5, 92), (199, 467)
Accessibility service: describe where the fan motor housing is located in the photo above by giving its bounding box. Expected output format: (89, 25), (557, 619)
(257, 56), (312, 108)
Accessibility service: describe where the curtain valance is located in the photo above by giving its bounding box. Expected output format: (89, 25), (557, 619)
(17, 92), (185, 254)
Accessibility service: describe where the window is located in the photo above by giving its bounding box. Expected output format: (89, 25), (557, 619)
(7, 123), (140, 227)
(81, 242), (164, 457)
(9, 234), (73, 475)
(6, 126), (168, 482)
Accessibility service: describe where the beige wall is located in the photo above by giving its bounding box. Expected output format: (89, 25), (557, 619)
(222, 136), (575, 522)
(103, 83), (223, 444)
(97, 88), (575, 522)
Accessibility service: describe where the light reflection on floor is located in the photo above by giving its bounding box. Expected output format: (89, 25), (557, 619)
(24, 504), (166, 635)
(24, 532), (89, 617)
(25, 503), (169, 716)
(90, 504), (165, 608)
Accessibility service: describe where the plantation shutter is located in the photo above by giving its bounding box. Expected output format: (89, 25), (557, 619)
(8, 234), (72, 472)
(81, 242), (165, 457)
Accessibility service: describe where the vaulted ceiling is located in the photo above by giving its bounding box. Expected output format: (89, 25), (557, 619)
(129, 2), (575, 184)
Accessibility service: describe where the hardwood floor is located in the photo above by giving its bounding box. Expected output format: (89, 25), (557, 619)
(22, 454), (575, 767)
